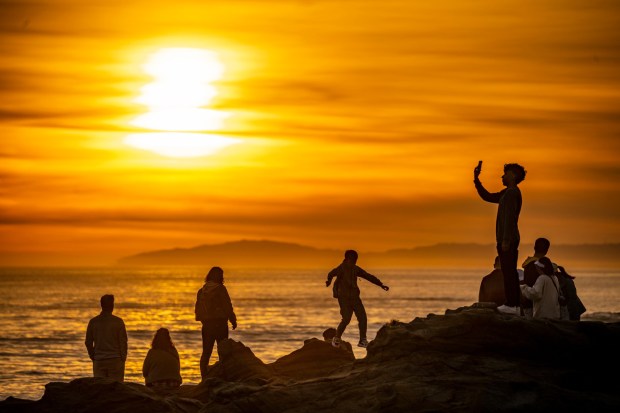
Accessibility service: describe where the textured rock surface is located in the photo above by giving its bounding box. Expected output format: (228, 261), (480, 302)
(2, 306), (619, 413)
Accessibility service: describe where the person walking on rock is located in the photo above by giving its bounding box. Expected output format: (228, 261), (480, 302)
(85, 294), (128, 382)
(326, 250), (389, 348)
(195, 267), (237, 379)
(474, 161), (526, 315)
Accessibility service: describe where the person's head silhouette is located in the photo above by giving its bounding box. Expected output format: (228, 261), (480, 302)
(205, 266), (224, 284)
(100, 294), (114, 313)
(344, 250), (358, 264)
(534, 238), (550, 255)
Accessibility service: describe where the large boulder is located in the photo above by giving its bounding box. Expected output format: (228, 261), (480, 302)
(272, 338), (355, 380)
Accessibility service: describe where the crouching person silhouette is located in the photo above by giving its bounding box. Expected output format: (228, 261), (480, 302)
(326, 250), (389, 349)
(195, 267), (237, 380)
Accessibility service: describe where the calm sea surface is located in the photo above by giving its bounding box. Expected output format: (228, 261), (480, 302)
(1, 267), (618, 400)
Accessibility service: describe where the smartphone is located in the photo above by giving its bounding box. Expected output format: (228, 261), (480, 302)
(475, 160), (482, 172)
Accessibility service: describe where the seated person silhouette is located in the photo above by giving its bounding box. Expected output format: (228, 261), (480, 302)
(478, 256), (504, 307)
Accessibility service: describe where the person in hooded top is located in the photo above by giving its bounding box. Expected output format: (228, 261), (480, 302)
(521, 238), (551, 318)
(555, 265), (586, 321)
(142, 328), (182, 392)
(519, 257), (561, 319)
(195, 267), (237, 379)
(326, 250), (389, 349)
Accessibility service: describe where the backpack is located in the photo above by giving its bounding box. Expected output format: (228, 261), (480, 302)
(195, 288), (209, 321)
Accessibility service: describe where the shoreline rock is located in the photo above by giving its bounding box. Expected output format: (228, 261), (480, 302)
(2, 305), (620, 412)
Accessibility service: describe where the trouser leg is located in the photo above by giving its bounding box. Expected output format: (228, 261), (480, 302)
(200, 323), (216, 379)
(213, 319), (229, 362)
(351, 296), (367, 339)
(93, 358), (124, 382)
(336, 297), (354, 338)
(498, 245), (520, 307)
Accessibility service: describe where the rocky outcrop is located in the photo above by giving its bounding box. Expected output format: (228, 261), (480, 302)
(3, 305), (620, 413)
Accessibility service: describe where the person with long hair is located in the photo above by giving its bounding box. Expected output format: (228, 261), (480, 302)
(194, 267), (237, 380)
(519, 257), (561, 319)
(142, 328), (182, 392)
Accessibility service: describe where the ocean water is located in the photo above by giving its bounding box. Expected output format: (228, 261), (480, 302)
(0, 267), (618, 400)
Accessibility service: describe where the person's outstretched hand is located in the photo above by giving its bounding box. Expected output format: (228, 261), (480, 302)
(231, 321), (237, 330)
(474, 160), (482, 179)
(325, 280), (331, 287)
(381, 285), (389, 291)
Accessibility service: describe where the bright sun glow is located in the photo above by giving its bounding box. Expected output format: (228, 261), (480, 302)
(125, 48), (237, 158)
(125, 133), (239, 158)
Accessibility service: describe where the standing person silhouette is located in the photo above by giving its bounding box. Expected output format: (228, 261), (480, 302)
(85, 294), (128, 382)
(194, 267), (237, 380)
(326, 250), (389, 348)
(474, 161), (526, 315)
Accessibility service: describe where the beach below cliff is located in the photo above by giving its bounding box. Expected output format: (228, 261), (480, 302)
(2, 304), (619, 413)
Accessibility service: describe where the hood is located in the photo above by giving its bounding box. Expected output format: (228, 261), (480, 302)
(201, 281), (223, 295)
(522, 256), (538, 268)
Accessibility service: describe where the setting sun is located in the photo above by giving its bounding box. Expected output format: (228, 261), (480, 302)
(125, 47), (237, 157)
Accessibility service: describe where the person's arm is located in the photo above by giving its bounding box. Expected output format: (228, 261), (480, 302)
(119, 320), (128, 362)
(85, 320), (95, 361)
(222, 287), (237, 330)
(501, 188), (519, 249)
(326, 267), (339, 287)
(521, 276), (544, 301)
(474, 178), (504, 203)
(142, 349), (151, 378)
(357, 267), (389, 291)
(478, 279), (485, 302)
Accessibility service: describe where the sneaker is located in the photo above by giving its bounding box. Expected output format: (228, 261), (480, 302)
(358, 338), (369, 348)
(497, 305), (520, 315)
(331, 336), (341, 348)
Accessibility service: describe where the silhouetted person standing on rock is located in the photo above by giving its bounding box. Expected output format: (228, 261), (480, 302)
(474, 161), (526, 315)
(195, 267), (237, 380)
(85, 294), (128, 382)
(478, 256), (504, 307)
(326, 250), (389, 348)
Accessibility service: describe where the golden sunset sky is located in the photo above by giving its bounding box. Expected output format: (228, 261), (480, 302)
(1, 1), (619, 265)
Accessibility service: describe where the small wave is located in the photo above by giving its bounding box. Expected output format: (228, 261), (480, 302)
(582, 312), (620, 323)
(0, 336), (78, 343)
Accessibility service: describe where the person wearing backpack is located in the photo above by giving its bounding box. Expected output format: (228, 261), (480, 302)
(326, 250), (389, 349)
(194, 267), (237, 379)
(556, 265), (587, 320)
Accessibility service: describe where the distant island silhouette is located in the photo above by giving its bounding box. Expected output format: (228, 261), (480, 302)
(117, 239), (620, 269)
